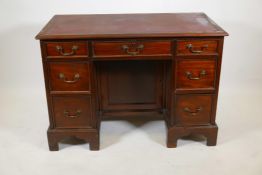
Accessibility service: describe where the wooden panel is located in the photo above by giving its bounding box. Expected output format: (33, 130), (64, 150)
(52, 95), (93, 128)
(45, 41), (88, 57)
(35, 13), (228, 40)
(176, 60), (216, 90)
(93, 41), (171, 58)
(176, 40), (218, 56)
(98, 61), (163, 111)
(49, 62), (90, 92)
(174, 94), (213, 126)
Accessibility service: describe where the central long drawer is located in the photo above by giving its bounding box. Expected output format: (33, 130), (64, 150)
(92, 40), (172, 58)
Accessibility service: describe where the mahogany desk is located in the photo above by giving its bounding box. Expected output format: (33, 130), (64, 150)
(36, 13), (228, 151)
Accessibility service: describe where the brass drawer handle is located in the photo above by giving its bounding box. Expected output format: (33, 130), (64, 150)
(56, 45), (78, 56)
(185, 70), (206, 80)
(59, 73), (80, 83)
(122, 44), (144, 56)
(64, 110), (82, 118)
(184, 107), (202, 116)
(186, 44), (208, 54)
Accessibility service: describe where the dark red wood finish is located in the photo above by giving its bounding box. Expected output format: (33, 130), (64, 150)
(52, 95), (93, 128)
(36, 13), (228, 151)
(93, 40), (171, 58)
(45, 41), (89, 58)
(98, 61), (164, 114)
(173, 94), (214, 126)
(176, 59), (216, 90)
(49, 62), (91, 92)
(176, 40), (218, 56)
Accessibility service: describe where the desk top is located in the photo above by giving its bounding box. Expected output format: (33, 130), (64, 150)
(36, 13), (228, 40)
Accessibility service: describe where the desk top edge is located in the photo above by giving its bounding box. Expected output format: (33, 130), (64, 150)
(36, 13), (228, 40)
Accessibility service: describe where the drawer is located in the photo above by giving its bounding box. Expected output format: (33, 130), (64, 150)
(52, 96), (93, 128)
(176, 60), (216, 90)
(176, 40), (218, 56)
(49, 62), (91, 92)
(174, 94), (213, 126)
(92, 41), (171, 58)
(45, 41), (88, 58)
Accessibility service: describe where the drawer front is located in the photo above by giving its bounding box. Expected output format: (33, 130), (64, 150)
(49, 62), (91, 92)
(176, 60), (216, 90)
(45, 41), (88, 57)
(174, 95), (213, 126)
(176, 40), (218, 56)
(52, 96), (93, 128)
(92, 41), (171, 57)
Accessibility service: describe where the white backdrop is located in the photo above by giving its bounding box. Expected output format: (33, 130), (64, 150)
(0, 1), (262, 175)
(0, 0), (262, 95)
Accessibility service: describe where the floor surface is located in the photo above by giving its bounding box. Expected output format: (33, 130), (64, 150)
(0, 89), (261, 175)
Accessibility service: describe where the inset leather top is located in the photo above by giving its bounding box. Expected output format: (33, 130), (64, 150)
(35, 13), (228, 40)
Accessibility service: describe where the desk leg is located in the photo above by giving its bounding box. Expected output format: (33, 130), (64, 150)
(47, 128), (100, 151)
(166, 125), (218, 148)
(167, 128), (178, 148)
(89, 132), (100, 150)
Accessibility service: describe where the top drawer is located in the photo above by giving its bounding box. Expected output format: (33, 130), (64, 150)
(45, 41), (88, 58)
(176, 40), (218, 56)
(92, 40), (172, 58)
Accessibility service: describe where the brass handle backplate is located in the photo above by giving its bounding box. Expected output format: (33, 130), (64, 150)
(56, 45), (78, 56)
(184, 107), (202, 116)
(122, 44), (144, 56)
(59, 73), (80, 83)
(64, 110), (82, 118)
(185, 70), (206, 80)
(186, 44), (208, 54)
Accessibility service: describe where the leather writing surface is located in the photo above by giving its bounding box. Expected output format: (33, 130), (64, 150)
(36, 13), (228, 39)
